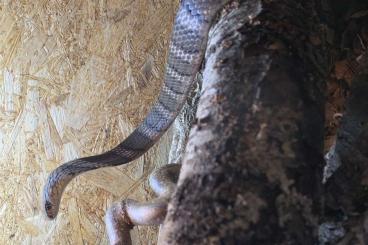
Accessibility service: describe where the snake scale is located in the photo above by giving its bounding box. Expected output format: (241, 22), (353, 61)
(43, 0), (231, 219)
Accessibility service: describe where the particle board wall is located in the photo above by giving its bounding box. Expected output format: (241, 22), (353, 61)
(0, 0), (177, 244)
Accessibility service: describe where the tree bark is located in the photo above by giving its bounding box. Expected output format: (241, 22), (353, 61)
(319, 1), (368, 243)
(324, 65), (368, 244)
(159, 0), (328, 244)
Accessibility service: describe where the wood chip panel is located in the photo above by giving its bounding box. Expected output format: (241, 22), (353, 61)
(0, 0), (178, 244)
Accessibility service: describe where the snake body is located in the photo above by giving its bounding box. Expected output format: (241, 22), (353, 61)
(43, 0), (230, 219)
(105, 164), (181, 245)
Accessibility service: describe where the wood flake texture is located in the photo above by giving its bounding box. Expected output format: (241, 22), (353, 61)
(0, 0), (177, 244)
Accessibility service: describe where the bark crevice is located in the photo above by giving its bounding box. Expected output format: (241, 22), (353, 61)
(159, 0), (328, 244)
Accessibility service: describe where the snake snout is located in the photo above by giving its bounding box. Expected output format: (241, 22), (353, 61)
(44, 200), (57, 219)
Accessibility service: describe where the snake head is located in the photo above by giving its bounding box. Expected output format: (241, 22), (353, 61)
(42, 160), (87, 219)
(44, 200), (57, 219)
(42, 182), (60, 219)
(42, 168), (68, 219)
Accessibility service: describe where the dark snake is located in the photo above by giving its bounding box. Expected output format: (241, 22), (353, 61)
(43, 0), (231, 219)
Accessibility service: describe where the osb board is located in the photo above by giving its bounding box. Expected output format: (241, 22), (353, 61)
(0, 0), (178, 244)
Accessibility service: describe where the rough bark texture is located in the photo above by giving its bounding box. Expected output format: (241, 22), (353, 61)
(320, 2), (368, 243)
(324, 68), (368, 244)
(159, 0), (328, 244)
(327, 74), (368, 214)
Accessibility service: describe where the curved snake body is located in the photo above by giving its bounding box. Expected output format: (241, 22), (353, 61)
(105, 164), (181, 245)
(43, 0), (230, 219)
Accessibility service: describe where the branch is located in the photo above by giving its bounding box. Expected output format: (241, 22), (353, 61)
(159, 0), (328, 243)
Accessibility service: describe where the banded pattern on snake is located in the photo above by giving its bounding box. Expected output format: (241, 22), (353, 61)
(43, 0), (231, 219)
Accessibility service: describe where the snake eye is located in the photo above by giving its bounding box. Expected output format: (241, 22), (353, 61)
(45, 201), (52, 211)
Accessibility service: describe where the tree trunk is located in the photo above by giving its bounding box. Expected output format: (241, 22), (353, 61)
(320, 1), (368, 243)
(324, 64), (368, 245)
(159, 0), (329, 244)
